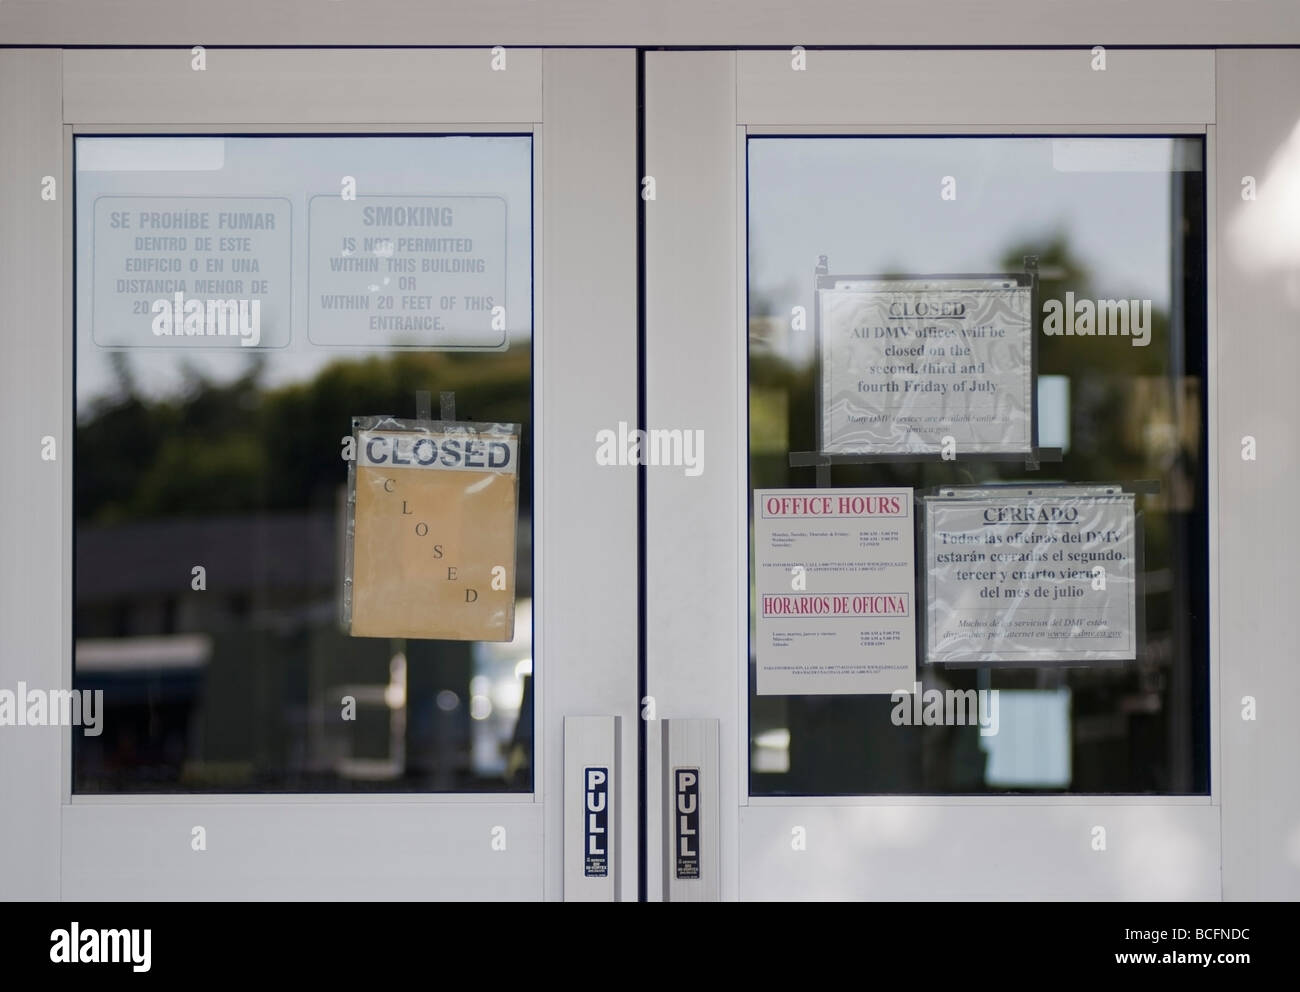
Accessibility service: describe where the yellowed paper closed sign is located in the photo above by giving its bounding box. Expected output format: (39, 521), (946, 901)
(345, 417), (520, 641)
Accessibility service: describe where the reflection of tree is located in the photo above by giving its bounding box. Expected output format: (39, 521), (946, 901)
(998, 230), (1194, 595)
(999, 230), (1170, 376)
(76, 350), (532, 524)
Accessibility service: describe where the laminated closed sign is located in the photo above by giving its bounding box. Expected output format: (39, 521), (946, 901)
(923, 487), (1138, 664)
(818, 276), (1034, 456)
(344, 416), (520, 641)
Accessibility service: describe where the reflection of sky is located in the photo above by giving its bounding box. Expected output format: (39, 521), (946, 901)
(75, 135), (533, 407)
(748, 137), (1197, 362)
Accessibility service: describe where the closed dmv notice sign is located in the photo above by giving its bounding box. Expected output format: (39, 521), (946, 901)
(923, 489), (1137, 664)
(819, 278), (1033, 455)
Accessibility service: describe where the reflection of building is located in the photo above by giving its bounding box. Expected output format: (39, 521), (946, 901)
(74, 510), (533, 792)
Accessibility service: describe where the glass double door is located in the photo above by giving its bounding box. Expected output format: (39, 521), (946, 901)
(5, 45), (1270, 901)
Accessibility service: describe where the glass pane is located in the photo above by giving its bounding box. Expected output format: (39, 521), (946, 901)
(747, 136), (1208, 795)
(74, 135), (534, 793)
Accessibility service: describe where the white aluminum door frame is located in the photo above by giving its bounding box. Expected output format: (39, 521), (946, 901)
(645, 48), (1226, 901)
(4, 0), (1300, 47)
(0, 47), (638, 901)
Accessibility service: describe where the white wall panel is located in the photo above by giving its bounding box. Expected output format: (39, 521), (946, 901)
(0, 49), (64, 902)
(1215, 48), (1300, 902)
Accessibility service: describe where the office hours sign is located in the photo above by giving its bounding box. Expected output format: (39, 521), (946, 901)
(818, 277), (1033, 455)
(753, 488), (916, 695)
(923, 488), (1137, 664)
(344, 417), (520, 641)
